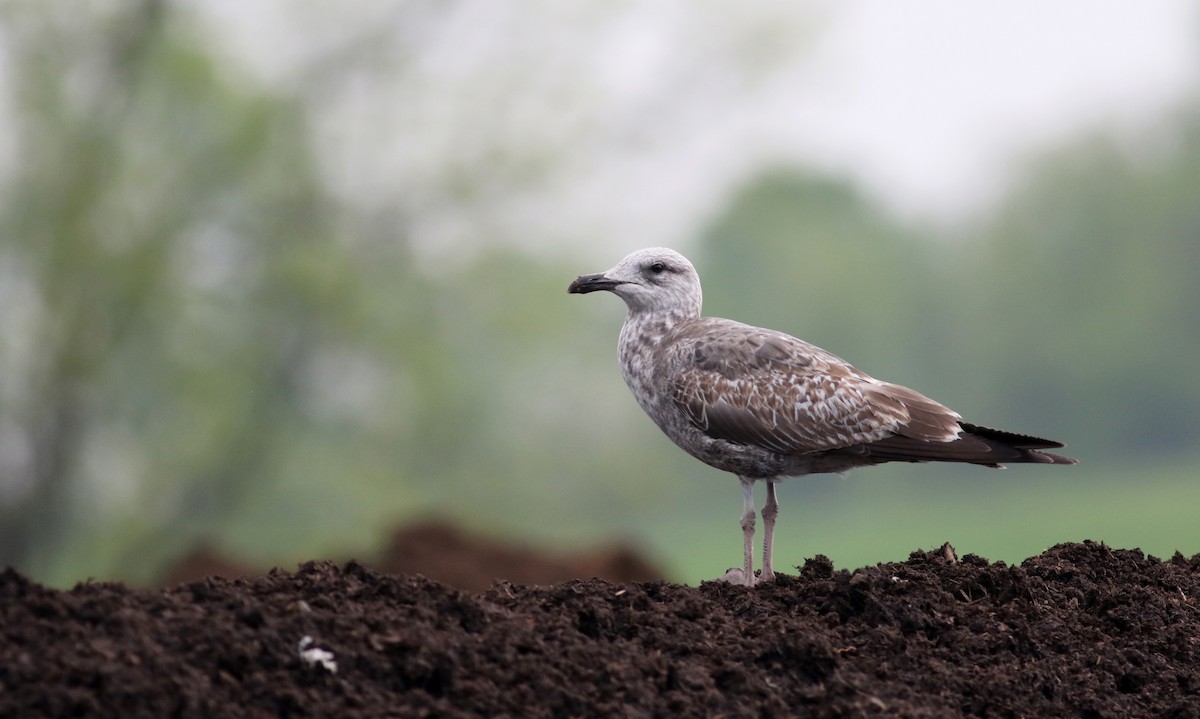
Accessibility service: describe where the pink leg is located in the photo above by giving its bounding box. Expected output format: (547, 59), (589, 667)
(760, 479), (779, 582)
(739, 477), (756, 586)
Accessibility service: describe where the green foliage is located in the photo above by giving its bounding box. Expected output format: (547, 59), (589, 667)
(699, 170), (959, 390)
(0, 2), (384, 582)
(965, 121), (1200, 455)
(0, 3), (687, 584)
(699, 129), (1200, 462)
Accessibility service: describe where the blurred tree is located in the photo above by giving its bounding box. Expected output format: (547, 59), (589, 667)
(0, 2), (683, 584)
(0, 0), (384, 580)
(966, 112), (1200, 457)
(698, 111), (1200, 464)
(698, 170), (961, 395)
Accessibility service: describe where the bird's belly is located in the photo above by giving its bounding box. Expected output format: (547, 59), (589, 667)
(685, 437), (872, 479)
(656, 411), (873, 479)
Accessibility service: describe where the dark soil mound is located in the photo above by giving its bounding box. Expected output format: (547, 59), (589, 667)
(373, 519), (663, 593)
(160, 520), (664, 592)
(3, 541), (1199, 718)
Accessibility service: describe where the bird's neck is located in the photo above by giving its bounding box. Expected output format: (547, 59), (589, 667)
(617, 308), (694, 411)
(617, 307), (695, 379)
(621, 307), (694, 345)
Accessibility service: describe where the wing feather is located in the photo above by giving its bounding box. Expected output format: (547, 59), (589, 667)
(667, 320), (961, 455)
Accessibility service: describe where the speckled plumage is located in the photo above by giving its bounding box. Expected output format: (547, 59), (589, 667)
(569, 247), (1075, 586)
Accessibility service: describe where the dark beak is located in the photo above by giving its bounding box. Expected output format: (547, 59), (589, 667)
(568, 273), (625, 294)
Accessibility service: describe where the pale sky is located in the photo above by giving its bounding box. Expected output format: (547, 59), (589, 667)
(777, 2), (1200, 219)
(191, 1), (1200, 259)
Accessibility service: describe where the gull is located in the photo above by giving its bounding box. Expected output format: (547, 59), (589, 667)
(568, 247), (1076, 586)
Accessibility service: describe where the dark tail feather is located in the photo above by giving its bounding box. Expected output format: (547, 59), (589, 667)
(958, 423), (1077, 465)
(834, 422), (1078, 467)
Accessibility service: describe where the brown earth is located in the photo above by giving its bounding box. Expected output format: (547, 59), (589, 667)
(3, 540), (1199, 718)
(161, 519), (664, 592)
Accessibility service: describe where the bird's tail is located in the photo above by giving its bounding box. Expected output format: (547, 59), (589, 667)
(956, 423), (1078, 466)
(834, 422), (1077, 468)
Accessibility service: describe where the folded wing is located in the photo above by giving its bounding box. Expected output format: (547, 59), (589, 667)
(668, 319), (1075, 467)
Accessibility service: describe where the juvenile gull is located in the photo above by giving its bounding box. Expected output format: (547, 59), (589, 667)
(568, 247), (1076, 587)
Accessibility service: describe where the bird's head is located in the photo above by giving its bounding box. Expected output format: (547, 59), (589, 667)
(568, 247), (703, 315)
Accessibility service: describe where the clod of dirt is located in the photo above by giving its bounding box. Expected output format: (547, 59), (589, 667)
(3, 540), (1199, 717)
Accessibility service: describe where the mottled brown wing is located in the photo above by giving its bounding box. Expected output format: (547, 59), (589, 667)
(667, 320), (962, 455)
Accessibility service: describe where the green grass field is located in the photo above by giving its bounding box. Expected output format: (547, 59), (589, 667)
(633, 457), (1200, 584)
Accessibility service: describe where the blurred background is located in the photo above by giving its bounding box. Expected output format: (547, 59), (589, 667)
(2, 0), (1199, 588)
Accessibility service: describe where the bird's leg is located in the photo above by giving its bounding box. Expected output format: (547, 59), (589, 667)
(739, 476), (756, 587)
(760, 479), (779, 583)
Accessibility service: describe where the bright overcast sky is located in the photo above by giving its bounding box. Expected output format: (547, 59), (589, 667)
(779, 1), (1200, 219)
(193, 1), (1200, 258)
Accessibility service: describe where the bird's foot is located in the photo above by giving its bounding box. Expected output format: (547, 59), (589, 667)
(715, 567), (776, 586)
(716, 567), (751, 586)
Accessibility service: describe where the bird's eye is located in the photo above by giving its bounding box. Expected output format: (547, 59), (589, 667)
(648, 262), (667, 274)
